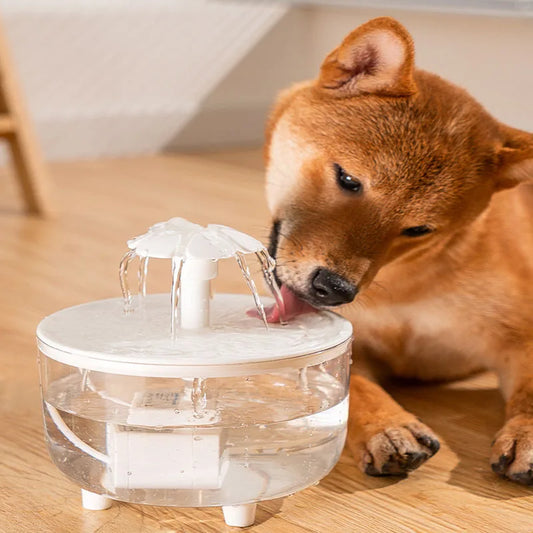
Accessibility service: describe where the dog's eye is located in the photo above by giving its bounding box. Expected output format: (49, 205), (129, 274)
(335, 164), (362, 193)
(401, 225), (433, 237)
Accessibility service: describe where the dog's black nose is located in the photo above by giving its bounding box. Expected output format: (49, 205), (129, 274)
(310, 268), (358, 306)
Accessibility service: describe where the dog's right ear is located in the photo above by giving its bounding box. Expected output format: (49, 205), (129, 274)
(495, 125), (533, 189)
(318, 17), (416, 98)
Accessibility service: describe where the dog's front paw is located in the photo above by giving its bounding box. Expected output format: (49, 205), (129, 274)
(491, 415), (533, 485)
(349, 419), (440, 477)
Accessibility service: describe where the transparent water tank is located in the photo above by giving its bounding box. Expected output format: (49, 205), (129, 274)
(36, 219), (353, 527)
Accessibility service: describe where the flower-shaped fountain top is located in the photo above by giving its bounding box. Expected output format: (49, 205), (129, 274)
(127, 218), (265, 260)
(119, 218), (285, 335)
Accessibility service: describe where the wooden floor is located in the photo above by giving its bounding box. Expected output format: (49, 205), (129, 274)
(1, 150), (532, 533)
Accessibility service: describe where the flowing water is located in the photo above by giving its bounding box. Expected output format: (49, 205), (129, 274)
(138, 256), (149, 301)
(235, 252), (268, 329)
(256, 249), (286, 325)
(191, 377), (207, 419)
(119, 250), (137, 312)
(170, 257), (183, 341)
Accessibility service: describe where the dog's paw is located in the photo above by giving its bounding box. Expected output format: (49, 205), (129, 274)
(491, 415), (533, 485)
(349, 420), (440, 477)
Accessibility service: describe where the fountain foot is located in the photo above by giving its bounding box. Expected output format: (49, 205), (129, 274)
(81, 489), (112, 510)
(222, 503), (257, 527)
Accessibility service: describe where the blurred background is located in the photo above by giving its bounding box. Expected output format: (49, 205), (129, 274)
(0, 0), (532, 162)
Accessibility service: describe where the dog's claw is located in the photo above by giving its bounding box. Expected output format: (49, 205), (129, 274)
(365, 463), (394, 477)
(361, 422), (440, 477)
(491, 451), (514, 476)
(509, 470), (533, 485)
(411, 429), (441, 454)
(490, 416), (533, 485)
(405, 451), (430, 470)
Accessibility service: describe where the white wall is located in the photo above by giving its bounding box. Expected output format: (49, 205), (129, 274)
(0, 0), (287, 159)
(168, 7), (315, 149)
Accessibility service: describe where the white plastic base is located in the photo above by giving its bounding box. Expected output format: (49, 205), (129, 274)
(81, 489), (112, 510)
(222, 503), (257, 527)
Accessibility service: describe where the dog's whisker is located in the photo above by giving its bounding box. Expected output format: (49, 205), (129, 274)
(278, 230), (305, 254)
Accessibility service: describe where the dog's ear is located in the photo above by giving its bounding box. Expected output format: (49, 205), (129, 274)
(496, 125), (533, 189)
(318, 17), (416, 98)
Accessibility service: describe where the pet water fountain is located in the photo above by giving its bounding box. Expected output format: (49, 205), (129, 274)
(37, 218), (352, 527)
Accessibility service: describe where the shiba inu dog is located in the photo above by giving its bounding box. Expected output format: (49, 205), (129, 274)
(264, 17), (533, 484)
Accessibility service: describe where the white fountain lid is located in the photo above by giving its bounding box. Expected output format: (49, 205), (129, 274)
(37, 294), (353, 378)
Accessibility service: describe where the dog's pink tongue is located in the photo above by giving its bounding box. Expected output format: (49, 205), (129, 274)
(248, 285), (316, 324)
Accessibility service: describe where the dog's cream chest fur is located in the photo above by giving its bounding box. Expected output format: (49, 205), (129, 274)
(348, 294), (490, 380)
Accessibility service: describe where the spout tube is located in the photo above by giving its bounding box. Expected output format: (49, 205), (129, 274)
(179, 259), (217, 329)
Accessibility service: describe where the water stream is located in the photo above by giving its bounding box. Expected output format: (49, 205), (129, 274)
(256, 248), (287, 325)
(235, 252), (268, 330)
(119, 250), (137, 312)
(170, 257), (183, 341)
(191, 377), (207, 418)
(138, 256), (149, 302)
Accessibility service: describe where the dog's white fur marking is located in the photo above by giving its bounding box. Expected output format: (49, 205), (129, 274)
(266, 115), (316, 214)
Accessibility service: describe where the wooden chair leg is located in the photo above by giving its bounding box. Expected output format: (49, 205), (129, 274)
(6, 130), (52, 216)
(0, 15), (52, 216)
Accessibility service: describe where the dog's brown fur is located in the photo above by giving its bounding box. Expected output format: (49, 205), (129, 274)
(264, 17), (533, 484)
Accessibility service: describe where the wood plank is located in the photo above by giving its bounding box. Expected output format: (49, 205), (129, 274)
(0, 151), (531, 533)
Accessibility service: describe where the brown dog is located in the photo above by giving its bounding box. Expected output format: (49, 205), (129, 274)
(264, 16), (533, 484)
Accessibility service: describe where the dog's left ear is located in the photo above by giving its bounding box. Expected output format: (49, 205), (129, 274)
(318, 17), (416, 98)
(495, 125), (533, 189)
